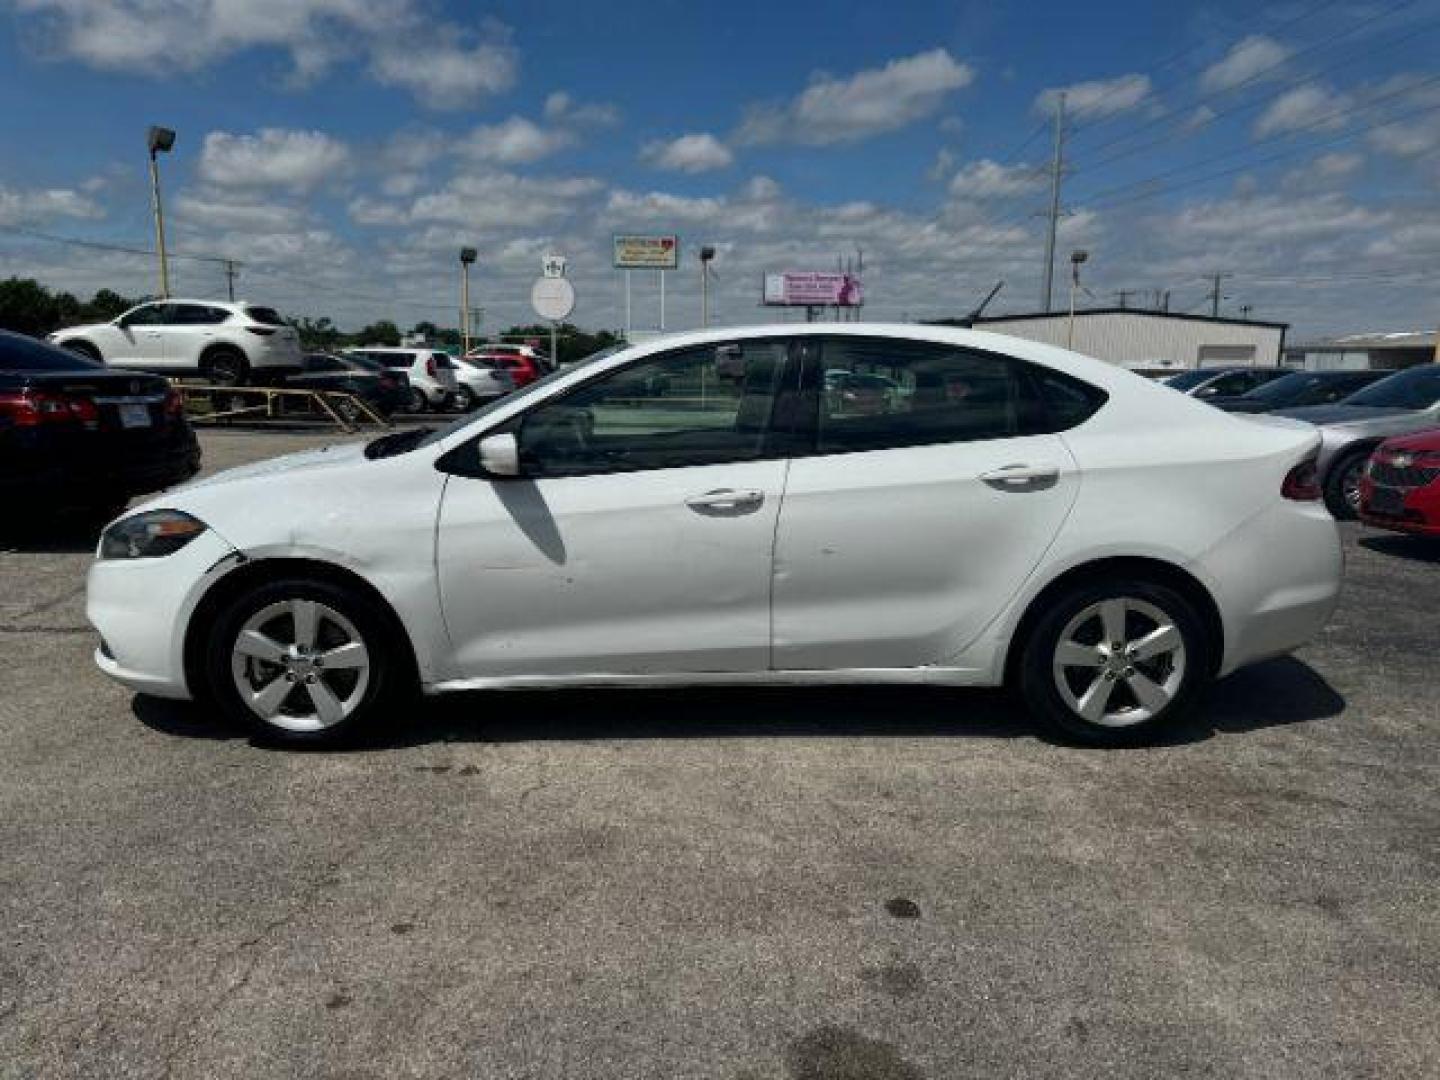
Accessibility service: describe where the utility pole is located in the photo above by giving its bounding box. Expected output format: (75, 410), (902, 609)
(223, 260), (239, 302)
(1205, 271), (1231, 317)
(1041, 92), (1067, 312)
(1114, 289), (1134, 309)
(1239, 303), (1253, 320)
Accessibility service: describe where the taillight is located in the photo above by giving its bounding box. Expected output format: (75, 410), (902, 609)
(425, 357), (437, 378)
(1282, 459), (1321, 501)
(0, 390), (96, 428)
(245, 326), (276, 336)
(163, 387), (185, 418)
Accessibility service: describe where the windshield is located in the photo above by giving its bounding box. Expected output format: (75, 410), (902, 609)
(0, 331), (102, 371)
(1164, 369), (1222, 391)
(389, 343), (633, 455)
(1342, 366), (1440, 410)
(1241, 372), (1314, 402)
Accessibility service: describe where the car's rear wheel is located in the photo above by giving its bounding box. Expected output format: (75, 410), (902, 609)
(204, 576), (408, 746)
(1323, 449), (1369, 520)
(203, 348), (250, 387)
(405, 387), (428, 413)
(1017, 577), (1210, 746)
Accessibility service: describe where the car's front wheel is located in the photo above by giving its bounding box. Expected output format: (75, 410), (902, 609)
(405, 387), (428, 413)
(1017, 577), (1210, 746)
(204, 576), (408, 746)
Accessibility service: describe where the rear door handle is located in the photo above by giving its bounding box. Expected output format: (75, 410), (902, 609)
(980, 463), (1061, 490)
(686, 488), (765, 514)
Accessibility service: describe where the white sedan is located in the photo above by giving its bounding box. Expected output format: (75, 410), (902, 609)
(87, 325), (1342, 747)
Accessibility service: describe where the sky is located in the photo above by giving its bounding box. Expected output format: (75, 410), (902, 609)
(0, 0), (1437, 341)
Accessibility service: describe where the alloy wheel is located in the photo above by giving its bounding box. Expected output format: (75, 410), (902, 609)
(229, 599), (371, 733)
(1051, 597), (1187, 728)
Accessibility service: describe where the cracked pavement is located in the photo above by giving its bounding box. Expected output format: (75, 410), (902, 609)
(1, 428), (1437, 1079)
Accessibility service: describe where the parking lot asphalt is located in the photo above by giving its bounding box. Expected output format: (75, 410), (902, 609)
(1, 427), (1437, 1079)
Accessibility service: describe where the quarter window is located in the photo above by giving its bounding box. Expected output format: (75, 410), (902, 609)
(517, 341), (790, 476)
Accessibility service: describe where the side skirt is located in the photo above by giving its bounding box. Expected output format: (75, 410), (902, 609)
(425, 665), (995, 695)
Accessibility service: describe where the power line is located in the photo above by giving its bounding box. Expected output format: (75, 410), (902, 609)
(1073, 0), (1427, 159)
(0, 222), (239, 267)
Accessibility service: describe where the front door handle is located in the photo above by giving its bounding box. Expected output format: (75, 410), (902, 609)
(980, 463), (1061, 491)
(685, 488), (765, 514)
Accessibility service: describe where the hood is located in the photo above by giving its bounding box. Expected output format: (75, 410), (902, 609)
(171, 440), (370, 494)
(1273, 404), (1414, 426)
(1379, 427), (1440, 454)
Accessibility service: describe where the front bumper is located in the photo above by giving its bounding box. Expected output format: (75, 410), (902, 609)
(87, 527), (239, 700)
(1359, 477), (1440, 537)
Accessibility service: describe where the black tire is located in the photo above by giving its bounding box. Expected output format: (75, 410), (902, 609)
(1323, 448), (1369, 521)
(203, 576), (411, 747)
(332, 395), (364, 424)
(63, 340), (102, 362)
(203, 348), (250, 387)
(454, 386), (476, 412)
(1016, 576), (1212, 747)
(405, 387), (428, 413)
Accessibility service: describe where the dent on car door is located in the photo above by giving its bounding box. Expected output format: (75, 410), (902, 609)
(771, 337), (1091, 670)
(109, 303), (167, 366)
(433, 338), (803, 679)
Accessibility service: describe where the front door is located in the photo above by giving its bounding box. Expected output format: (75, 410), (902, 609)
(772, 336), (1084, 670)
(109, 303), (171, 369)
(435, 338), (798, 678)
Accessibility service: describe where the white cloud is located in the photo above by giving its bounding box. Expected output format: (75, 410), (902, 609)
(354, 172), (604, 232)
(456, 117), (576, 165)
(544, 91), (621, 127)
(736, 48), (975, 145)
(1170, 192), (1387, 242)
(1035, 74), (1151, 119)
(947, 159), (1045, 199)
(198, 128), (350, 192)
(1254, 84), (1350, 137)
(1200, 35), (1290, 93)
(13, 1), (518, 109)
(1185, 105), (1218, 131)
(640, 133), (734, 173)
(0, 184), (103, 225)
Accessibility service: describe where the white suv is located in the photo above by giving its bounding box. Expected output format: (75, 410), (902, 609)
(348, 348), (459, 412)
(49, 300), (303, 385)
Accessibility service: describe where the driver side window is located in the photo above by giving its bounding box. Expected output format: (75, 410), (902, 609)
(122, 304), (167, 327)
(517, 341), (790, 477)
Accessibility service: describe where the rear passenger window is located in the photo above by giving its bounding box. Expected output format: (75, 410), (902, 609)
(1026, 367), (1108, 432)
(817, 339), (1041, 453)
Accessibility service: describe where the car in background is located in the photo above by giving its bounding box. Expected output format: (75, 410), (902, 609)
(1277, 364), (1440, 519)
(1359, 430), (1440, 538)
(1163, 366), (1291, 400)
(88, 324), (1339, 750)
(347, 347), (458, 412)
(48, 300), (302, 385)
(453, 356), (514, 410)
(284, 354), (409, 418)
(1, 330), (199, 522)
(1210, 370), (1390, 413)
(467, 345), (550, 388)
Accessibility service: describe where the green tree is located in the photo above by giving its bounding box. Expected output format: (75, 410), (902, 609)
(0, 277), (61, 336)
(84, 289), (137, 321)
(354, 319), (401, 347)
(288, 315), (342, 352)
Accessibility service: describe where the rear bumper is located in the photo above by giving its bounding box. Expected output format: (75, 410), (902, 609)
(1194, 500), (1343, 676)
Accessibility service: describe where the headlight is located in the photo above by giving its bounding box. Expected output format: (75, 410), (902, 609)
(100, 510), (208, 560)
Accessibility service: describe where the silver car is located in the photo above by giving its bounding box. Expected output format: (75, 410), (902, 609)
(1275, 364), (1440, 518)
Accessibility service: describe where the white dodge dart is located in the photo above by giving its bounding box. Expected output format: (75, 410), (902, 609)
(87, 325), (1342, 746)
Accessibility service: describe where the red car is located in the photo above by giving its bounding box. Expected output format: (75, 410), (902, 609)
(466, 346), (549, 388)
(1359, 430), (1440, 537)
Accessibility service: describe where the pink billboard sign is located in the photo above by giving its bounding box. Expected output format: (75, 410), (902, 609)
(763, 271), (864, 307)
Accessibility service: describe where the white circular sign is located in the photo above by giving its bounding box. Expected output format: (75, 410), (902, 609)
(531, 276), (575, 321)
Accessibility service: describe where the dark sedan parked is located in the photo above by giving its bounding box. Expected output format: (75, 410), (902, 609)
(1164, 366), (1291, 400)
(284, 353), (409, 418)
(0, 330), (200, 521)
(1209, 370), (1390, 413)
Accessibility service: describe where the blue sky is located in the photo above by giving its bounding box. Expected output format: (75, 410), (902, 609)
(1, 0), (1437, 337)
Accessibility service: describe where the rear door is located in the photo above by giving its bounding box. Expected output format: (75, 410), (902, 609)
(772, 336), (1089, 670)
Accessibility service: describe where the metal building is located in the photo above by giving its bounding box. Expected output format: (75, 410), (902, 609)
(973, 308), (1287, 374)
(1283, 330), (1438, 372)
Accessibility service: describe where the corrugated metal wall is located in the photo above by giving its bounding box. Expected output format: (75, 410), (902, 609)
(976, 313), (1284, 369)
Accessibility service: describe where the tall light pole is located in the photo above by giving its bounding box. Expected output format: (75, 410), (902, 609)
(459, 246), (477, 354)
(1067, 249), (1089, 350)
(146, 126), (176, 299)
(699, 245), (715, 328)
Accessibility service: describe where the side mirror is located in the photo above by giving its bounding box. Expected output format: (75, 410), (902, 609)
(478, 433), (520, 477)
